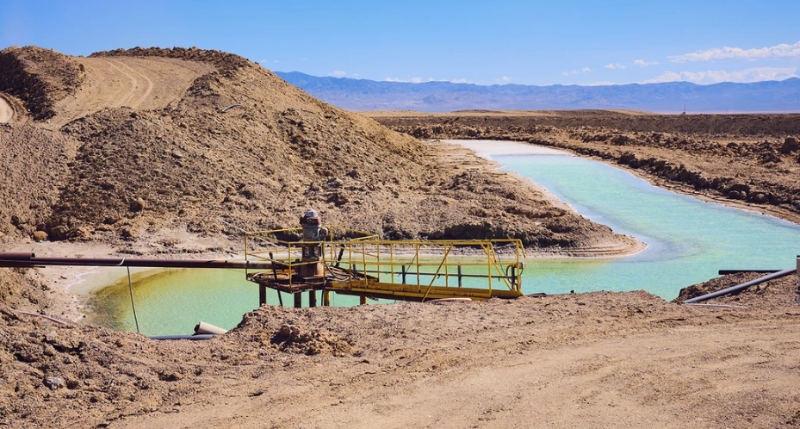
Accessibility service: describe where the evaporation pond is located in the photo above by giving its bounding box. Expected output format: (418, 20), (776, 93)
(494, 149), (800, 298)
(89, 142), (800, 335)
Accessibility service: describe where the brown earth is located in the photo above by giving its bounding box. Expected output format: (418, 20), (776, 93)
(372, 111), (800, 224)
(0, 46), (633, 255)
(2, 47), (799, 428)
(3, 273), (800, 429)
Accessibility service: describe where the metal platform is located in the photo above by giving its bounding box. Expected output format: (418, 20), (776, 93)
(243, 225), (526, 307)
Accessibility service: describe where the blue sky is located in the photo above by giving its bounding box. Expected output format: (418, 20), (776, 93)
(2, 0), (799, 86)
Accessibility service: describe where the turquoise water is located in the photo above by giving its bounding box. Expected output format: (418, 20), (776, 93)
(498, 153), (800, 298)
(89, 145), (800, 335)
(90, 268), (364, 336)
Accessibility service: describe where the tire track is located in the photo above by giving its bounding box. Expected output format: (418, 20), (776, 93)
(105, 59), (139, 108)
(0, 94), (13, 123)
(117, 60), (154, 109)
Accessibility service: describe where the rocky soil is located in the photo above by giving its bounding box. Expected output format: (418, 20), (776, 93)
(3, 50), (800, 428)
(2, 271), (800, 428)
(0, 47), (633, 254)
(373, 111), (800, 224)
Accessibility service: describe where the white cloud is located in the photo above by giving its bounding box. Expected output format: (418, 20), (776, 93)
(643, 67), (798, 84)
(605, 63), (626, 70)
(450, 78), (468, 83)
(385, 77), (402, 82)
(669, 40), (800, 62)
(585, 81), (616, 86)
(330, 70), (346, 77)
(411, 77), (422, 83)
(562, 68), (592, 76)
(495, 76), (511, 83)
(634, 59), (659, 67)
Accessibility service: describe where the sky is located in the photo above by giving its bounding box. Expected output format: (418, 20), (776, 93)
(2, 0), (799, 86)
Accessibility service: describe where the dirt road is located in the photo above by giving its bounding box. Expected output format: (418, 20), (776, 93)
(109, 297), (800, 429)
(46, 57), (212, 129)
(0, 94), (12, 123)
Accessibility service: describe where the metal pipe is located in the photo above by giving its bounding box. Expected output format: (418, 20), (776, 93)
(0, 252), (274, 269)
(150, 334), (216, 341)
(718, 269), (781, 275)
(685, 268), (796, 304)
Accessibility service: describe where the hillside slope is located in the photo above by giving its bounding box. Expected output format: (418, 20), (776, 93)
(0, 46), (634, 253)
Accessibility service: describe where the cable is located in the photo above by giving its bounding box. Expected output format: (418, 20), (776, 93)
(127, 267), (140, 334)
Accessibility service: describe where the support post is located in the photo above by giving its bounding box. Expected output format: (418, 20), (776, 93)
(323, 290), (331, 306)
(796, 256), (800, 304)
(359, 295), (367, 305)
(458, 265), (462, 287)
(309, 290), (317, 308)
(294, 293), (303, 308)
(259, 284), (267, 306)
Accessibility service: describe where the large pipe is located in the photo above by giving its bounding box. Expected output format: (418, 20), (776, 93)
(685, 268), (796, 304)
(149, 334), (216, 341)
(718, 269), (781, 275)
(0, 252), (274, 270)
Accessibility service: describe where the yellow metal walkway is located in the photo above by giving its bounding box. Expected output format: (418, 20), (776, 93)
(244, 227), (526, 306)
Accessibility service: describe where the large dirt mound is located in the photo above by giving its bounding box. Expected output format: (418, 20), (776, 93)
(0, 124), (78, 238)
(0, 46), (631, 251)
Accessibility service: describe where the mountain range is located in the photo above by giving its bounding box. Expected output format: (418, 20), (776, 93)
(274, 72), (800, 113)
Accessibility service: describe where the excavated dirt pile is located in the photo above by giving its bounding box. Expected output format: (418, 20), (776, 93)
(0, 46), (633, 253)
(4, 282), (800, 428)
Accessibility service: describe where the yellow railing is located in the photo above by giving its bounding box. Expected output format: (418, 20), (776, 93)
(244, 226), (526, 299)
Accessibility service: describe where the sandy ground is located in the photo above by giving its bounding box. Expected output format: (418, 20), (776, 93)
(117, 316), (800, 429)
(45, 57), (213, 129)
(0, 94), (13, 123)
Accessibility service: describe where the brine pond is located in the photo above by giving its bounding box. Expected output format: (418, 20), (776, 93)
(88, 140), (800, 336)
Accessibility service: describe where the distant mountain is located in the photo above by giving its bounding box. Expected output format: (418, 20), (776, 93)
(274, 72), (800, 113)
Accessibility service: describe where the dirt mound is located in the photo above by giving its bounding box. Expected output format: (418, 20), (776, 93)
(0, 306), (204, 427)
(91, 46), (249, 77)
(0, 269), (49, 311)
(675, 272), (798, 307)
(0, 123), (78, 239)
(0, 46), (629, 252)
(0, 46), (84, 120)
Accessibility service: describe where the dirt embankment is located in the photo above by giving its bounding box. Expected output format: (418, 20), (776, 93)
(0, 46), (85, 121)
(2, 273), (800, 428)
(374, 113), (800, 224)
(0, 46), (635, 256)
